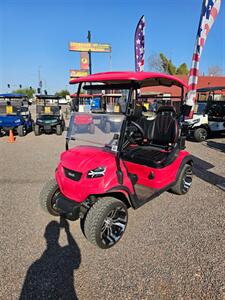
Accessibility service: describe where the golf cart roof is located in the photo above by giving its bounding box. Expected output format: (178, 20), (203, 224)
(36, 95), (61, 100)
(197, 86), (225, 93)
(0, 93), (27, 98)
(69, 71), (187, 89)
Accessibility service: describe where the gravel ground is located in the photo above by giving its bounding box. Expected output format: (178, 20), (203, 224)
(0, 122), (225, 300)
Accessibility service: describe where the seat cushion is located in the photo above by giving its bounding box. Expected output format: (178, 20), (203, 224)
(122, 146), (179, 168)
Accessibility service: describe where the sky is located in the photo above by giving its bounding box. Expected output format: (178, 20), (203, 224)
(0, 0), (224, 94)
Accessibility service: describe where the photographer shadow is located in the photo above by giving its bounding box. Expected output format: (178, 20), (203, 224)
(20, 218), (81, 300)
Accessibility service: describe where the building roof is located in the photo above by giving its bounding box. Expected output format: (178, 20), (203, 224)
(141, 76), (225, 96)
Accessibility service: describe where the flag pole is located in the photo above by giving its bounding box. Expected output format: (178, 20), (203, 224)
(186, 0), (221, 118)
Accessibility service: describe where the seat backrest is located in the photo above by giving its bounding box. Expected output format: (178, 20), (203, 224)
(151, 107), (179, 147)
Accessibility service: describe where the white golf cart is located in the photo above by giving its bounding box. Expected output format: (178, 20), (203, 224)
(185, 86), (225, 142)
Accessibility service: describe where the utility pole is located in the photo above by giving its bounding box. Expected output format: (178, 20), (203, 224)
(38, 66), (42, 94)
(87, 31), (92, 75)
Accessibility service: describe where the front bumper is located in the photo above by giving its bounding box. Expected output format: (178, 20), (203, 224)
(55, 192), (80, 221)
(55, 162), (108, 202)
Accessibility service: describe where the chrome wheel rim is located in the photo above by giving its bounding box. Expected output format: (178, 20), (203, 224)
(183, 167), (193, 192)
(101, 206), (127, 246)
(200, 130), (207, 141)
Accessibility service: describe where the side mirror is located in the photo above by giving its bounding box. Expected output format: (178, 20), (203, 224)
(59, 105), (61, 110)
(113, 133), (119, 140)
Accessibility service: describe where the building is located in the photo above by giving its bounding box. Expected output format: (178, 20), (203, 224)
(141, 76), (225, 98)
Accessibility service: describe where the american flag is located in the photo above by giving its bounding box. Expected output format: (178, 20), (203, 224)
(186, 0), (221, 117)
(135, 15), (145, 72)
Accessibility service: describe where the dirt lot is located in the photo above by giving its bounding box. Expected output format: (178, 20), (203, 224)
(0, 118), (225, 299)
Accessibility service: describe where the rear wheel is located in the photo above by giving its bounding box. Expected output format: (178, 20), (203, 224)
(56, 124), (62, 135)
(17, 125), (25, 137)
(194, 127), (207, 142)
(39, 178), (60, 216)
(83, 197), (128, 249)
(170, 164), (193, 195)
(34, 124), (40, 136)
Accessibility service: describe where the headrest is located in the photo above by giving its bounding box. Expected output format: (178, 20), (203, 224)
(157, 105), (176, 115)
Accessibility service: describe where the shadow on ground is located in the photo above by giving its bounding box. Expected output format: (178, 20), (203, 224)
(192, 155), (225, 188)
(19, 217), (81, 300)
(205, 140), (225, 153)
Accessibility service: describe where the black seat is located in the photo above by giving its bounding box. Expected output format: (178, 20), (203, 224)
(122, 106), (180, 168)
(148, 106), (178, 148)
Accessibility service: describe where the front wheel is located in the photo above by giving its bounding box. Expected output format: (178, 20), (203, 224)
(194, 127), (207, 142)
(170, 164), (193, 195)
(83, 197), (128, 249)
(39, 178), (60, 216)
(56, 124), (62, 135)
(34, 124), (40, 136)
(17, 125), (25, 137)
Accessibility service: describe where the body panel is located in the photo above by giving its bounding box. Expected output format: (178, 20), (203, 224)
(56, 146), (134, 202)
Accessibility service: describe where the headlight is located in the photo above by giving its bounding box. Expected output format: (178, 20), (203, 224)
(192, 118), (200, 124)
(14, 119), (21, 124)
(184, 118), (200, 125)
(87, 167), (106, 178)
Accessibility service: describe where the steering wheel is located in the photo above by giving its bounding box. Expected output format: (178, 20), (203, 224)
(126, 121), (145, 144)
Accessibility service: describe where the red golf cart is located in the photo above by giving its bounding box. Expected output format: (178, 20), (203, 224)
(40, 72), (193, 249)
(70, 94), (96, 134)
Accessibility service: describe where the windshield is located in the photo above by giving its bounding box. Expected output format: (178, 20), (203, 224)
(68, 88), (129, 149)
(36, 105), (60, 115)
(194, 102), (207, 115)
(0, 104), (20, 115)
(67, 112), (125, 151)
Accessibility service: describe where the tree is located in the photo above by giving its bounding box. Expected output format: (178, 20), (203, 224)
(55, 90), (70, 98)
(12, 87), (35, 99)
(176, 63), (189, 75)
(148, 53), (189, 75)
(159, 53), (177, 75)
(208, 65), (223, 76)
(148, 54), (164, 73)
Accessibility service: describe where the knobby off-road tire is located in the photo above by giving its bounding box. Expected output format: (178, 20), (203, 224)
(56, 124), (62, 135)
(17, 125), (25, 137)
(170, 164), (193, 195)
(83, 197), (128, 249)
(39, 178), (60, 216)
(194, 127), (207, 142)
(34, 124), (40, 136)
